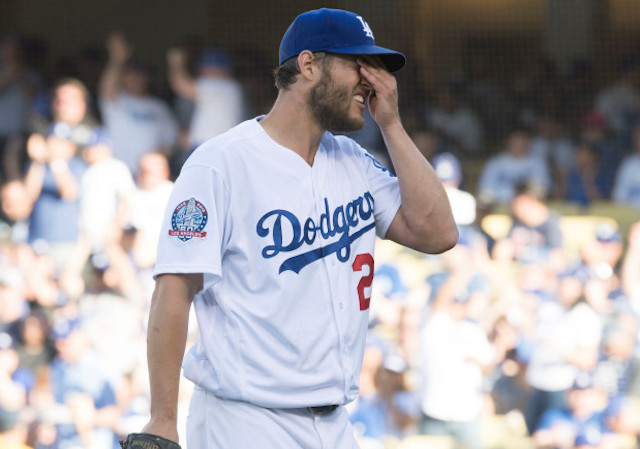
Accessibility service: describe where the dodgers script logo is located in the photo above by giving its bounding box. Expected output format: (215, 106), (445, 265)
(256, 192), (375, 274)
(169, 198), (208, 242)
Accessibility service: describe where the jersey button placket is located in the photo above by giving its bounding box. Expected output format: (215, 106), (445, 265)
(311, 155), (350, 395)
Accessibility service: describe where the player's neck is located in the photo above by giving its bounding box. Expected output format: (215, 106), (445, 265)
(260, 93), (325, 167)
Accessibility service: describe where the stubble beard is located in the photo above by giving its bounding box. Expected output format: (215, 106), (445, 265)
(308, 69), (365, 134)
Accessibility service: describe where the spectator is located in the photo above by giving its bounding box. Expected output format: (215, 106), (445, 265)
(167, 46), (245, 150)
(532, 374), (613, 449)
(593, 315), (639, 401)
(60, 128), (140, 302)
(22, 126), (86, 272)
(418, 241), (498, 449)
(129, 152), (173, 271)
(45, 77), (98, 146)
(99, 32), (178, 175)
(49, 317), (120, 449)
(564, 142), (606, 206)
(0, 180), (31, 242)
(16, 76), (96, 270)
(500, 182), (564, 268)
(78, 128), (135, 253)
(349, 354), (418, 442)
(425, 84), (484, 156)
(4, 75), (95, 188)
(524, 270), (602, 434)
(21, 245), (65, 310)
(76, 255), (146, 377)
(432, 152), (476, 227)
(15, 311), (54, 379)
(529, 115), (575, 196)
(612, 122), (640, 207)
(595, 53), (640, 136)
(0, 332), (29, 413)
(478, 128), (551, 203)
(0, 268), (28, 340)
(580, 110), (624, 198)
(487, 316), (527, 416)
(574, 222), (624, 285)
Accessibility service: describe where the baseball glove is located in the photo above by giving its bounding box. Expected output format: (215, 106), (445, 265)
(120, 433), (182, 449)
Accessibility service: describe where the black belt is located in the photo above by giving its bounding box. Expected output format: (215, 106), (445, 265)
(307, 405), (339, 414)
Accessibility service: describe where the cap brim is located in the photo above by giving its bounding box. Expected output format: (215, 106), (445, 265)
(328, 45), (406, 72)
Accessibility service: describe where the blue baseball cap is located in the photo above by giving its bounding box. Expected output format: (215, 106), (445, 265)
(279, 8), (406, 73)
(595, 222), (621, 243)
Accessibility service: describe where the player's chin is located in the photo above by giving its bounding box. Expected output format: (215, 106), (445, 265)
(343, 115), (365, 133)
(349, 103), (366, 123)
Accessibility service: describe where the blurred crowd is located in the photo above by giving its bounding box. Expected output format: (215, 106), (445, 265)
(0, 29), (640, 449)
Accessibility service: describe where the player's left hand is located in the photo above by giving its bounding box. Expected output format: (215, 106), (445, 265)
(357, 57), (400, 130)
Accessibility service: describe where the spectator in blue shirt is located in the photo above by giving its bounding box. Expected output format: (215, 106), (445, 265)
(580, 111), (625, 198)
(478, 127), (551, 203)
(564, 142), (607, 206)
(49, 317), (120, 449)
(533, 373), (612, 449)
(612, 122), (640, 207)
(23, 122), (87, 273)
(349, 354), (419, 441)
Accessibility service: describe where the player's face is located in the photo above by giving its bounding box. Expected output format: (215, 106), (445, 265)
(308, 55), (369, 133)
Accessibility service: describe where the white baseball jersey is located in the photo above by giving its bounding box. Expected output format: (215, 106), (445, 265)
(153, 117), (401, 409)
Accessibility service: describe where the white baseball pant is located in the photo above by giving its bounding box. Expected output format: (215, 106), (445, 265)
(186, 387), (360, 448)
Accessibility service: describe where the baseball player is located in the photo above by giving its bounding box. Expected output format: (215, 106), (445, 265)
(121, 7), (457, 449)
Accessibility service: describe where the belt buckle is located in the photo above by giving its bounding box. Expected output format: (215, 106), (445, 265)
(308, 405), (339, 414)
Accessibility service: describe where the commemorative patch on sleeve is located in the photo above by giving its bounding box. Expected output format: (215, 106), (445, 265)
(168, 198), (208, 242)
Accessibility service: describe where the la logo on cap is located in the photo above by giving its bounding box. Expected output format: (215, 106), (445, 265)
(356, 16), (374, 39)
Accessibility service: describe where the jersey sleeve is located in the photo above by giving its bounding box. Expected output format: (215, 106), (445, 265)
(360, 149), (401, 239)
(153, 163), (229, 288)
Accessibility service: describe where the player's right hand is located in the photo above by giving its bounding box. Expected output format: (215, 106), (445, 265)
(357, 56), (400, 131)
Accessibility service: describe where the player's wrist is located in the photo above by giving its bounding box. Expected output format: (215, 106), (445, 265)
(147, 408), (179, 424)
(378, 119), (404, 137)
(141, 419), (180, 443)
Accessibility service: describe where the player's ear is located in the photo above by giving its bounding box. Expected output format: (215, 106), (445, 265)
(298, 51), (320, 81)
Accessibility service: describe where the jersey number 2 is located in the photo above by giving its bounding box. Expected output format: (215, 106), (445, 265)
(352, 253), (374, 311)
